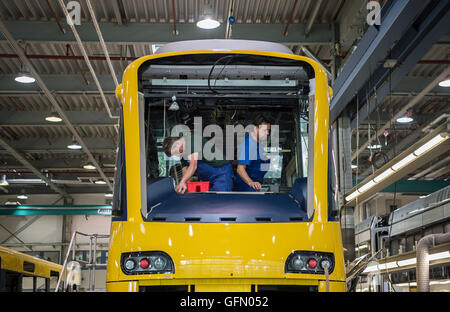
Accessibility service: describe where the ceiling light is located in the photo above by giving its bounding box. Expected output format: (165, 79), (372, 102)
(67, 139), (82, 150)
(373, 168), (394, 183)
(397, 258), (416, 267)
(357, 180), (377, 194)
(197, 2), (220, 29)
(17, 194), (28, 200)
(346, 132), (449, 203)
(351, 164), (358, 169)
(413, 133), (448, 156)
(104, 193), (113, 198)
(95, 179), (107, 185)
(0, 175), (9, 186)
(196, 18), (220, 29)
(396, 116), (414, 123)
(45, 112), (62, 122)
(428, 251), (450, 261)
(345, 190), (359, 202)
(367, 144), (381, 150)
(15, 70), (35, 84)
(168, 95), (179, 111)
(391, 153), (417, 171)
(83, 163), (96, 170)
(438, 77), (450, 87)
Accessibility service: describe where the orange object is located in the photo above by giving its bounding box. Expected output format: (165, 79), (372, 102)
(187, 181), (210, 193)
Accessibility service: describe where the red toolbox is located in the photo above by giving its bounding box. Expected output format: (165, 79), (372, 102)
(187, 181), (210, 193)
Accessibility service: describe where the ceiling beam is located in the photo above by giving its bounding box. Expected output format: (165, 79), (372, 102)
(351, 66), (450, 161)
(0, 18), (113, 191)
(0, 111), (117, 126)
(330, 0), (430, 123)
(0, 21), (334, 45)
(0, 136), (71, 199)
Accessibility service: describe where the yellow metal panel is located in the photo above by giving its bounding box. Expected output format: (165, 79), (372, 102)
(318, 281), (346, 292)
(106, 281), (138, 292)
(111, 221), (345, 282)
(0, 246), (62, 278)
(106, 221), (123, 282)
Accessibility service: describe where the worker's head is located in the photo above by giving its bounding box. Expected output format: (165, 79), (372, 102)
(252, 114), (271, 142)
(162, 136), (184, 157)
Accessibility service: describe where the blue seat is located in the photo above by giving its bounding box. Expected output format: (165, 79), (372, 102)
(289, 178), (307, 212)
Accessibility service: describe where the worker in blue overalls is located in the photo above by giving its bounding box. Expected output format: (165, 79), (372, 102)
(162, 134), (233, 194)
(235, 115), (271, 192)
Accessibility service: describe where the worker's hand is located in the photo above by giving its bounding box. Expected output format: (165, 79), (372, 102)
(175, 181), (187, 194)
(248, 181), (262, 191)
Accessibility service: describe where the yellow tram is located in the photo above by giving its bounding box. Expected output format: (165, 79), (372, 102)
(106, 40), (346, 292)
(0, 246), (62, 292)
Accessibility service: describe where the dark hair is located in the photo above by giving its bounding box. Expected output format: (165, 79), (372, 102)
(162, 136), (180, 157)
(252, 114), (271, 127)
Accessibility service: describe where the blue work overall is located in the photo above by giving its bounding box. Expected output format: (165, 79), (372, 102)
(235, 135), (270, 192)
(186, 160), (234, 192)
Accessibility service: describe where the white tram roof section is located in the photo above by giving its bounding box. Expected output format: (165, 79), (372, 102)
(155, 39), (294, 55)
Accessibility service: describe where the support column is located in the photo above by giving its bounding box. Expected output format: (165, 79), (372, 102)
(60, 197), (73, 264)
(336, 116), (355, 263)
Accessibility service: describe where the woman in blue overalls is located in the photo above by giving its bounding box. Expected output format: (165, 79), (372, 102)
(235, 115), (271, 192)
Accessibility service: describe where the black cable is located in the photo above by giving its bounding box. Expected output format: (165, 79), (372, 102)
(207, 55), (235, 94)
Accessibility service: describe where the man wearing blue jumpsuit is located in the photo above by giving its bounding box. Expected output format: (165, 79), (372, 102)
(235, 115), (271, 192)
(162, 134), (233, 194)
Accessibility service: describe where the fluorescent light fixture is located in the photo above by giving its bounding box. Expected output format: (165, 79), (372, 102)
(384, 261), (398, 269)
(373, 168), (394, 183)
(345, 133), (448, 203)
(367, 144), (381, 150)
(15, 71), (35, 83)
(67, 139), (82, 150)
(104, 193), (113, 198)
(45, 112), (62, 122)
(83, 163), (96, 170)
(355, 244), (368, 251)
(17, 194), (28, 200)
(438, 78), (450, 87)
(196, 18), (220, 29)
(392, 153), (417, 171)
(428, 251), (450, 261)
(0, 175), (8, 186)
(396, 116), (414, 123)
(413, 134), (447, 156)
(357, 180), (377, 194)
(397, 258), (416, 267)
(94, 179), (107, 185)
(351, 164), (358, 169)
(363, 265), (378, 273)
(345, 190), (359, 202)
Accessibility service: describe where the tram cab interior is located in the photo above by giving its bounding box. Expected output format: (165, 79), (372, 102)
(134, 51), (338, 223)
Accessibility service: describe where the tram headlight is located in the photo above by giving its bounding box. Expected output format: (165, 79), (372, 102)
(285, 251), (334, 275)
(121, 251), (174, 275)
(290, 255), (305, 270)
(124, 258), (136, 271)
(153, 256), (167, 270)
